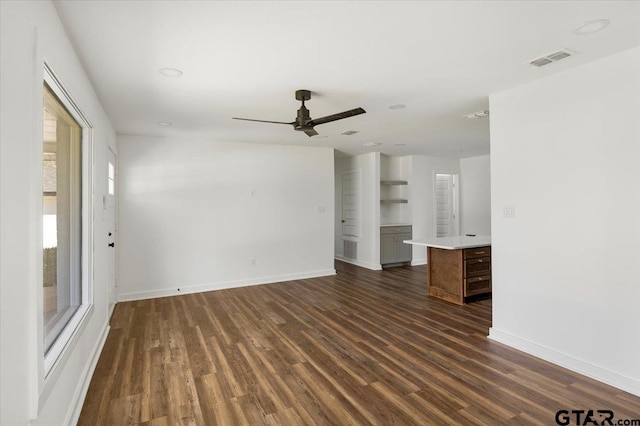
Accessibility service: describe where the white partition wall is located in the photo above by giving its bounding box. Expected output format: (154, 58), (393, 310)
(1, 1), (117, 424)
(117, 136), (335, 300)
(460, 155), (491, 236)
(489, 47), (640, 396)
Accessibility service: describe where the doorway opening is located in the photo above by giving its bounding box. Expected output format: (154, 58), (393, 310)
(434, 173), (459, 237)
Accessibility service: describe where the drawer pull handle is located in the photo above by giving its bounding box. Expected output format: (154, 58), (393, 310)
(478, 259), (483, 263)
(475, 251), (485, 254)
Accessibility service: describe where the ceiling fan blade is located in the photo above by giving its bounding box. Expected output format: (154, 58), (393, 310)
(307, 107), (366, 127)
(303, 128), (319, 137)
(233, 117), (294, 125)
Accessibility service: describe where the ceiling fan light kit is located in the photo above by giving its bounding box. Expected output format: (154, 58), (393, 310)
(233, 89), (366, 137)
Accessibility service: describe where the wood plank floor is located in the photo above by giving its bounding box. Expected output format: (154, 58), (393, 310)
(79, 261), (640, 425)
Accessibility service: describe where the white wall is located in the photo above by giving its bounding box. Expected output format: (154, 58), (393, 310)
(117, 136), (335, 300)
(334, 152), (381, 270)
(409, 156), (460, 265)
(1, 1), (116, 424)
(460, 155), (491, 236)
(489, 47), (640, 396)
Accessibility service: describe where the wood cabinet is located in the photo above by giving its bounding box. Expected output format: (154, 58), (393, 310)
(380, 225), (412, 267)
(427, 245), (491, 304)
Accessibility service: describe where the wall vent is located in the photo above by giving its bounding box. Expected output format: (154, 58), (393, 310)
(529, 49), (577, 68)
(343, 240), (358, 260)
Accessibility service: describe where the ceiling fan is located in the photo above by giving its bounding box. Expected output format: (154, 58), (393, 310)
(233, 90), (366, 137)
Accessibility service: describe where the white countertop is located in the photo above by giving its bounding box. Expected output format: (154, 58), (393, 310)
(380, 223), (412, 227)
(403, 235), (491, 250)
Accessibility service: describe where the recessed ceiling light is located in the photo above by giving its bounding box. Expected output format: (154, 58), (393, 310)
(574, 19), (610, 35)
(340, 130), (359, 136)
(363, 142), (382, 147)
(159, 68), (183, 77)
(463, 110), (489, 119)
(157, 121), (172, 126)
(389, 104), (406, 110)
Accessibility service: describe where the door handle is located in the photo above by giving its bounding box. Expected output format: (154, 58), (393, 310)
(341, 220), (346, 223)
(108, 242), (115, 247)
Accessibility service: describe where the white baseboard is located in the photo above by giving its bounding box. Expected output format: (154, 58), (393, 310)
(334, 255), (382, 271)
(335, 255), (426, 268)
(488, 327), (640, 397)
(66, 322), (110, 426)
(118, 269), (337, 302)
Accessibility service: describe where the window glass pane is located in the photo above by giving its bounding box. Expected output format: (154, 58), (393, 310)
(108, 162), (114, 180)
(108, 178), (115, 195)
(43, 83), (82, 353)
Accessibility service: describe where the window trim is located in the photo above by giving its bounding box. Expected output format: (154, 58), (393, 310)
(42, 63), (94, 378)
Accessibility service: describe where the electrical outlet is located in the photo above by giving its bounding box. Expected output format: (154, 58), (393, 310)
(316, 206), (326, 213)
(250, 258), (256, 266)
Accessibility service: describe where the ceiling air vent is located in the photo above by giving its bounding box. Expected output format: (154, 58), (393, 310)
(547, 51), (571, 61)
(340, 130), (359, 136)
(529, 49), (577, 68)
(530, 57), (553, 67)
(463, 110), (489, 119)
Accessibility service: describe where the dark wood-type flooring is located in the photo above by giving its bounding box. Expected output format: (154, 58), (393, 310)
(79, 261), (640, 425)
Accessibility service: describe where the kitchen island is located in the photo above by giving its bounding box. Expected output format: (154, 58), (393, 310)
(404, 236), (491, 305)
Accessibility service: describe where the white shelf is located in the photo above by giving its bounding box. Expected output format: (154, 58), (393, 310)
(380, 199), (408, 204)
(380, 180), (408, 185)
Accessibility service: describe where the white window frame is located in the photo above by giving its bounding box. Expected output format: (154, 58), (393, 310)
(43, 63), (94, 377)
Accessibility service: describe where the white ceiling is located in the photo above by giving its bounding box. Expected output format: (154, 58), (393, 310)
(54, 1), (640, 158)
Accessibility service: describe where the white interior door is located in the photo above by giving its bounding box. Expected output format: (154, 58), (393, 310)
(435, 173), (459, 237)
(341, 171), (360, 237)
(105, 148), (117, 316)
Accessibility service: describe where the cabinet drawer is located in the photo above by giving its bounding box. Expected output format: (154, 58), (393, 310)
(464, 246), (491, 259)
(464, 257), (491, 277)
(465, 276), (492, 296)
(380, 226), (412, 235)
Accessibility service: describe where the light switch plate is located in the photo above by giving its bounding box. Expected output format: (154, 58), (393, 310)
(503, 205), (515, 218)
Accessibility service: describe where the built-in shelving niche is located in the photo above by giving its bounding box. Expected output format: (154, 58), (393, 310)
(379, 154), (411, 226)
(380, 180), (408, 204)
